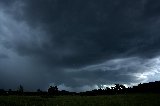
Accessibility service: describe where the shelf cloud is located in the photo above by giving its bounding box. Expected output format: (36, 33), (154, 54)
(0, 0), (160, 91)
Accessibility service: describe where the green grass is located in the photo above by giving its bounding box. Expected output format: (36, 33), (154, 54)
(0, 94), (160, 106)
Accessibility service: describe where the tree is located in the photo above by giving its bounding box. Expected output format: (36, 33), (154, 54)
(37, 89), (42, 93)
(115, 84), (121, 90)
(18, 85), (24, 93)
(0, 89), (5, 95)
(48, 86), (58, 95)
(114, 84), (126, 94)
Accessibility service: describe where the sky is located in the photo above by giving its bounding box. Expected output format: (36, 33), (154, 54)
(1, 0), (160, 92)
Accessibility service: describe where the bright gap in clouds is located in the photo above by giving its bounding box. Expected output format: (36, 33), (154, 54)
(64, 56), (160, 91)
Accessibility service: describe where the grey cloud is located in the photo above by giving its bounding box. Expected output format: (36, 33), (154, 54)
(60, 57), (143, 87)
(58, 57), (160, 89)
(0, 0), (160, 91)
(0, 0), (15, 6)
(0, 54), (8, 59)
(8, 0), (160, 67)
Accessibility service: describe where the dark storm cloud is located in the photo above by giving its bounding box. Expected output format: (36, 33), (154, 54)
(63, 70), (136, 87)
(0, 0), (15, 6)
(1, 0), (160, 91)
(8, 0), (160, 67)
(0, 54), (8, 59)
(54, 57), (146, 87)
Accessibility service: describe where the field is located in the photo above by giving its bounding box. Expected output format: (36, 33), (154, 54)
(0, 94), (160, 106)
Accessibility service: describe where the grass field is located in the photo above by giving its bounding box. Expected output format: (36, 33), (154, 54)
(0, 94), (160, 106)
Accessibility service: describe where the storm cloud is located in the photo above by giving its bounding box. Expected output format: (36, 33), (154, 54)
(1, 0), (160, 91)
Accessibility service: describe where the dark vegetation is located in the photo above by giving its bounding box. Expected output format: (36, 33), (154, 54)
(1, 94), (160, 106)
(1, 81), (160, 106)
(0, 81), (160, 96)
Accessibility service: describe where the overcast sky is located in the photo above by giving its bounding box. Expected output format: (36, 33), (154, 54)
(1, 0), (160, 92)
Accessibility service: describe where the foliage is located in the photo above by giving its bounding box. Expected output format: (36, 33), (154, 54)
(0, 94), (160, 106)
(17, 85), (23, 93)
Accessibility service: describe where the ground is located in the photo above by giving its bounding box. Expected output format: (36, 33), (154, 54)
(0, 94), (160, 106)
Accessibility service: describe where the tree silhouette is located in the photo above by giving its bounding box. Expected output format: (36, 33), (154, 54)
(48, 86), (58, 95)
(18, 85), (24, 93)
(37, 89), (42, 93)
(0, 89), (5, 95)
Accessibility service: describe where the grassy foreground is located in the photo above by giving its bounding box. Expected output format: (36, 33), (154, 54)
(0, 94), (160, 106)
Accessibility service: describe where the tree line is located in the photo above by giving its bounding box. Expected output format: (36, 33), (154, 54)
(0, 81), (160, 96)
